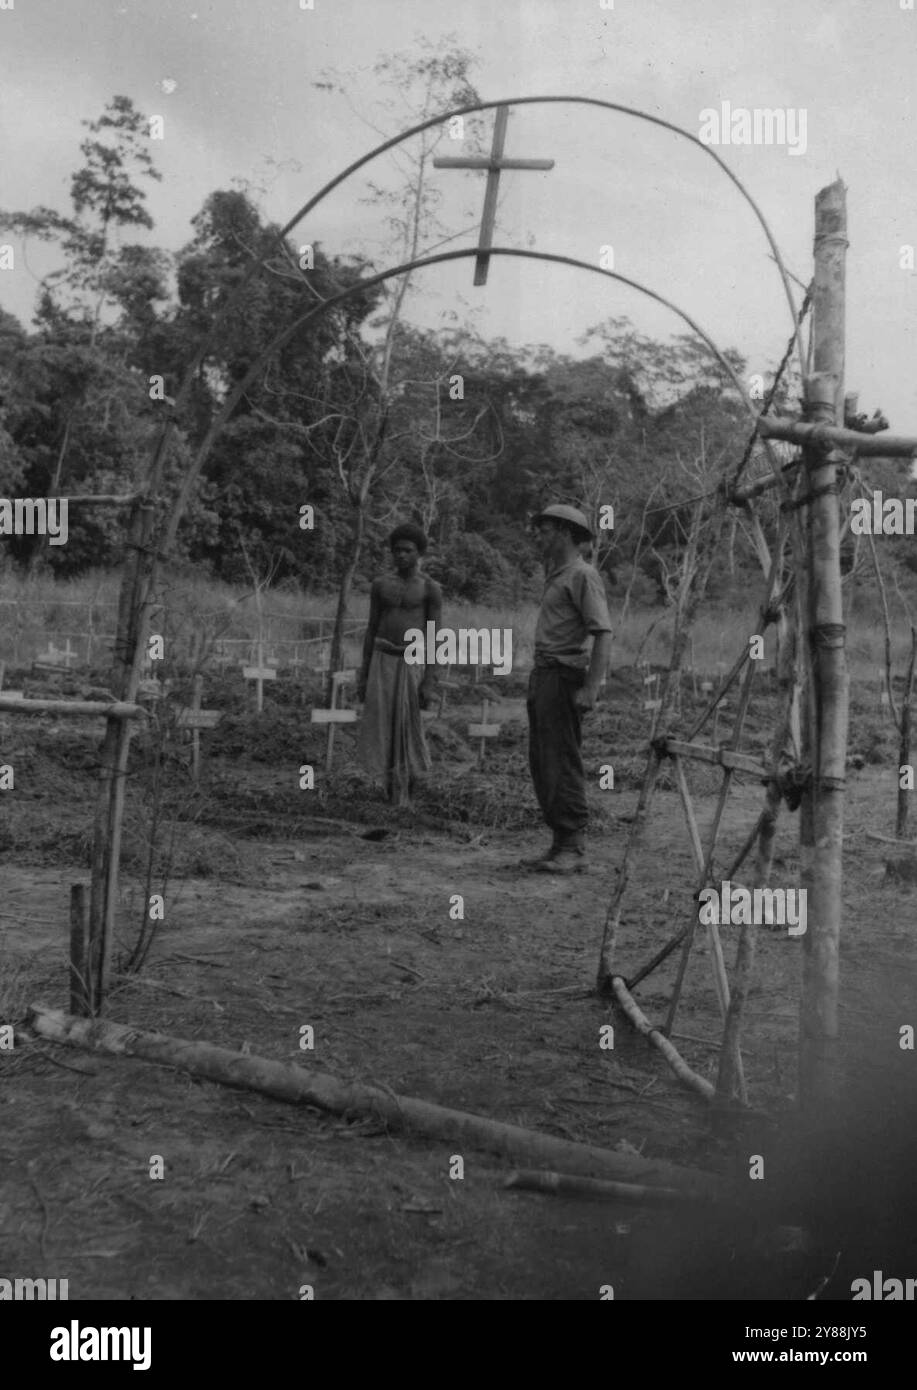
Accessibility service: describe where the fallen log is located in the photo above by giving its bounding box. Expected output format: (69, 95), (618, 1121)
(0, 697), (147, 719)
(503, 1168), (690, 1205)
(610, 977), (716, 1101)
(25, 1005), (718, 1198)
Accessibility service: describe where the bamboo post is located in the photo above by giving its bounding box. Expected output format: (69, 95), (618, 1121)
(88, 453), (171, 1015)
(897, 629), (916, 838)
(798, 180), (850, 1107)
(756, 415), (917, 457)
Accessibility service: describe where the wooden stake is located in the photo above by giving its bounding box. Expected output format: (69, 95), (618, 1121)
(468, 697), (500, 766)
(69, 884), (90, 1018)
(628, 927), (691, 991)
(242, 640), (278, 713)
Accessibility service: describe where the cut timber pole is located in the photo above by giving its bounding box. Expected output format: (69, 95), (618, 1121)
(756, 416), (917, 458)
(0, 697), (146, 719)
(503, 1169), (689, 1205)
(798, 180), (850, 1108)
(24, 1006), (718, 1199)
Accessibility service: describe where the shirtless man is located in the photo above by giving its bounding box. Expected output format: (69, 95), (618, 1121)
(356, 523), (442, 805)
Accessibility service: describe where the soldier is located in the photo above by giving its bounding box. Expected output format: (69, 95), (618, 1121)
(521, 504), (613, 874)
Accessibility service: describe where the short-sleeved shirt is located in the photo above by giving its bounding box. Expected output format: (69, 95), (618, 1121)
(534, 556), (613, 668)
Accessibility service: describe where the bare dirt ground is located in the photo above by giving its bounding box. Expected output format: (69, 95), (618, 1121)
(1, 664), (915, 1300)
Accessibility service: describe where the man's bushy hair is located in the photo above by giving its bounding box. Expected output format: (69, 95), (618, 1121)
(389, 523), (428, 554)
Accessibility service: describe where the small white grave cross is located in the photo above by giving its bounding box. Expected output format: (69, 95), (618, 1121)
(468, 696), (501, 767)
(242, 641), (278, 713)
(35, 638), (80, 671)
(311, 669), (357, 773)
(176, 674), (221, 782)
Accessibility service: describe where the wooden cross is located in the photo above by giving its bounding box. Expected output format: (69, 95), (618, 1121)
(176, 674), (221, 783)
(242, 641), (278, 713)
(310, 669), (357, 772)
(35, 638), (80, 673)
(433, 105), (555, 285)
(468, 697), (501, 767)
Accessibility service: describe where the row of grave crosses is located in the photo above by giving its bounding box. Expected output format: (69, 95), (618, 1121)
(2, 648), (504, 779)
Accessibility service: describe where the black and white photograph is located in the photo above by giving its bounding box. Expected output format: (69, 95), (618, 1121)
(1, 0), (916, 1348)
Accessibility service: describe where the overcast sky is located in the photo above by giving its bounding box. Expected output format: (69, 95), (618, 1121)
(2, 0), (917, 430)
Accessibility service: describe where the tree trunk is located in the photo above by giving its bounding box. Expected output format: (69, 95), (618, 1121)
(896, 627), (917, 838)
(798, 180), (849, 1109)
(328, 502), (365, 703)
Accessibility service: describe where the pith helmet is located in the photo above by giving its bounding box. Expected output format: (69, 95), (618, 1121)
(532, 503), (594, 540)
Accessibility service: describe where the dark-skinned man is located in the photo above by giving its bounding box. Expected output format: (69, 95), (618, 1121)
(521, 504), (613, 874)
(356, 523), (442, 806)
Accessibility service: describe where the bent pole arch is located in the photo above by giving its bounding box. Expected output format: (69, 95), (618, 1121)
(157, 94), (803, 440)
(160, 243), (756, 554)
(284, 95), (805, 369)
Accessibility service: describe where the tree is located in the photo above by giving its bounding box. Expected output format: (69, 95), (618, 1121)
(0, 94), (164, 517)
(311, 39), (490, 686)
(170, 189), (380, 589)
